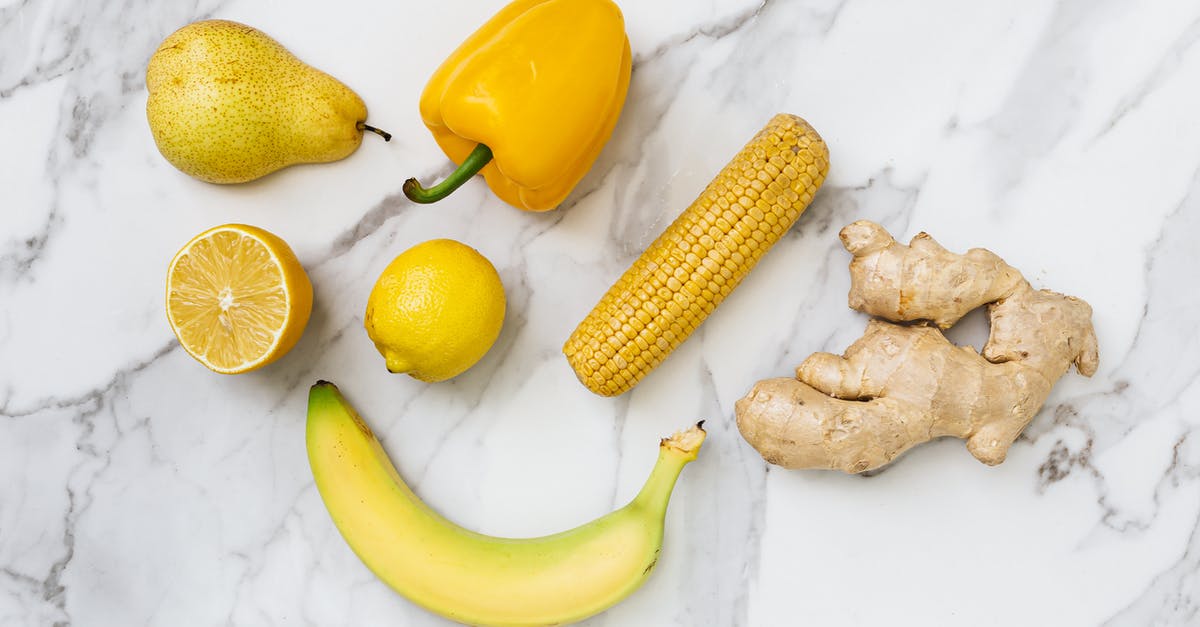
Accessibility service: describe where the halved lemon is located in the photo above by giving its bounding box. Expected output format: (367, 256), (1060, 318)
(166, 224), (313, 374)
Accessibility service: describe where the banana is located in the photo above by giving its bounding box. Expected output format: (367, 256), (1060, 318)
(306, 380), (705, 627)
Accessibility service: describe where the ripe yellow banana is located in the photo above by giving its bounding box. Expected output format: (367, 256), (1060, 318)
(306, 381), (705, 627)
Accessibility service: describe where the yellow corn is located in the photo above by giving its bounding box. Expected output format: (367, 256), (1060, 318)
(563, 114), (830, 396)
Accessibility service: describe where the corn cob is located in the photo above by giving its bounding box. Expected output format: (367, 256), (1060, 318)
(563, 114), (830, 396)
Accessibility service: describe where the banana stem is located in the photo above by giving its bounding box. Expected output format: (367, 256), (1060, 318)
(630, 451), (692, 515)
(403, 143), (493, 204)
(358, 122), (392, 142)
(632, 423), (705, 512)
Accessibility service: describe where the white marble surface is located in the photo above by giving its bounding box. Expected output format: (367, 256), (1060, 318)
(2, 0), (1199, 625)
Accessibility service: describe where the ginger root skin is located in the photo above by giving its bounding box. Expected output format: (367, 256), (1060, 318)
(841, 220), (1025, 329)
(736, 221), (1098, 473)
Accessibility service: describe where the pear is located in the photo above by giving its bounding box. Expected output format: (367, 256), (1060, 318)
(146, 20), (389, 184)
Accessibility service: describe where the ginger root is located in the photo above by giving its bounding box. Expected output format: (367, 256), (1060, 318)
(840, 220), (1025, 329)
(736, 221), (1098, 473)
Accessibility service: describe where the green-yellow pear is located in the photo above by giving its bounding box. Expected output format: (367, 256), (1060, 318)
(146, 20), (389, 184)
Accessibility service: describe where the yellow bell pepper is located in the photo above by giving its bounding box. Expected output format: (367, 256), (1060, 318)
(403, 0), (632, 211)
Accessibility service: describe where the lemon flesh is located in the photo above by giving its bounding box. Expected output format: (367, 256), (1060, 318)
(365, 239), (505, 382)
(166, 224), (313, 374)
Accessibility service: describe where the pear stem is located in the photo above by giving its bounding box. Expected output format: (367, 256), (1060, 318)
(403, 143), (494, 204)
(358, 122), (392, 142)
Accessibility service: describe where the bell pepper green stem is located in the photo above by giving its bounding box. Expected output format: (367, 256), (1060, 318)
(404, 143), (494, 204)
(357, 122), (392, 142)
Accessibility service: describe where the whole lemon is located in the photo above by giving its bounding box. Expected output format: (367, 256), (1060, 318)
(364, 239), (506, 382)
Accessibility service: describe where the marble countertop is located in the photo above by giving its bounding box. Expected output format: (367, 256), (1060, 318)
(3, 1), (1199, 625)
